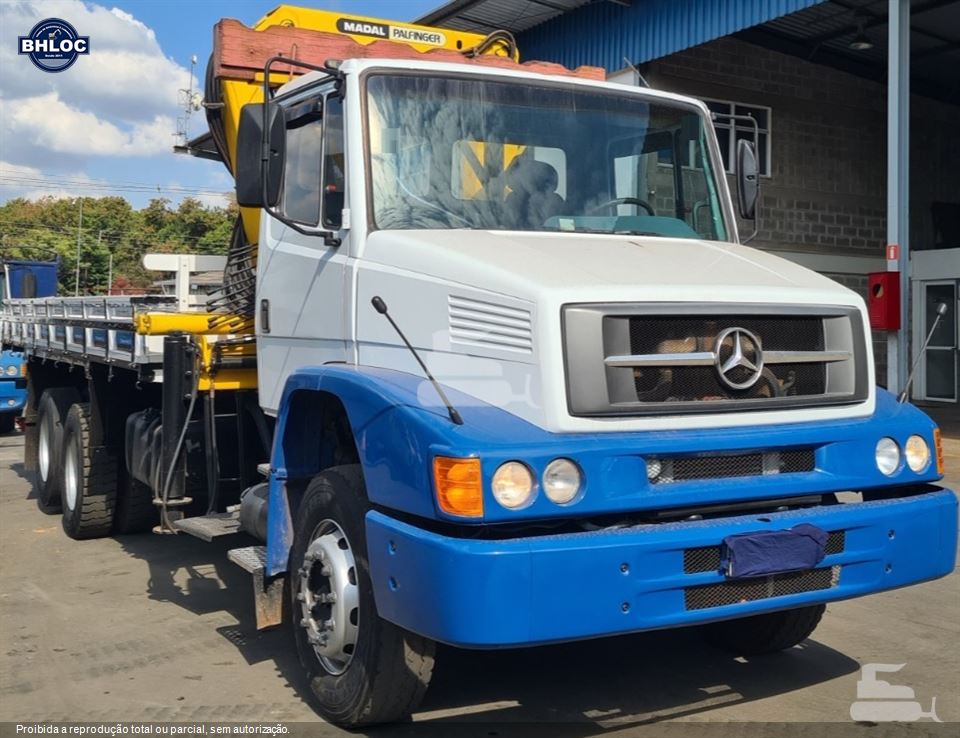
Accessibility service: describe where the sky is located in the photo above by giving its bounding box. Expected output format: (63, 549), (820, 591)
(0, 0), (443, 209)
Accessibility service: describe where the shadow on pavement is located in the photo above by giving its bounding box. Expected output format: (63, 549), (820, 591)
(112, 528), (858, 735)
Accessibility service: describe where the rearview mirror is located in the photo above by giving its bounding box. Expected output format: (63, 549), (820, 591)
(736, 139), (759, 221)
(236, 102), (285, 208)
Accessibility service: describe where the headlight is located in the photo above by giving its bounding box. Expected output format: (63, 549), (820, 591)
(543, 458), (582, 505)
(875, 437), (900, 476)
(4, 365), (17, 376)
(905, 435), (930, 473)
(491, 461), (535, 509)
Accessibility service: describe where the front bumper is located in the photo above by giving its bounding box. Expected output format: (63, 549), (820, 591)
(367, 487), (957, 648)
(0, 379), (26, 414)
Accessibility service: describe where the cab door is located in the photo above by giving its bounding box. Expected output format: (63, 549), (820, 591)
(256, 88), (349, 414)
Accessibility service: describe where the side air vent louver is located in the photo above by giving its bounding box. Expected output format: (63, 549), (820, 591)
(448, 295), (533, 354)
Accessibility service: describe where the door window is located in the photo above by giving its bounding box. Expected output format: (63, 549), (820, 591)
(923, 282), (957, 401)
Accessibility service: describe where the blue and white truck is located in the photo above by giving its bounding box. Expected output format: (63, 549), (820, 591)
(0, 258), (58, 434)
(0, 7), (955, 727)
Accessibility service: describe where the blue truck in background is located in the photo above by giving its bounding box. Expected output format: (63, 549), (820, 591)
(0, 259), (58, 434)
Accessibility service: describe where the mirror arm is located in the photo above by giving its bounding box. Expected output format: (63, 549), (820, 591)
(259, 55), (344, 247)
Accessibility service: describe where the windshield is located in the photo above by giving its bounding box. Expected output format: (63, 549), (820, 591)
(366, 73), (729, 240)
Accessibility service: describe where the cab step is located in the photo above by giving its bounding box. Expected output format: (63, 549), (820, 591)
(227, 544), (266, 573)
(172, 511), (241, 541)
(226, 545), (283, 630)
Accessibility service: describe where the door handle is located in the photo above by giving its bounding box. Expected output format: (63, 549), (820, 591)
(260, 299), (270, 334)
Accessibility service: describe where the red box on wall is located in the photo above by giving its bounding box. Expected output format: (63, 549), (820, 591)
(867, 272), (901, 330)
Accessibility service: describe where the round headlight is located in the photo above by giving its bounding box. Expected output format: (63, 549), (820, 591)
(4, 365), (17, 376)
(543, 458), (582, 505)
(905, 435), (930, 473)
(875, 437), (900, 476)
(492, 461), (535, 509)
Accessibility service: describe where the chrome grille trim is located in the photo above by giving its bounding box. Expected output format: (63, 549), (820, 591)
(605, 349), (852, 368)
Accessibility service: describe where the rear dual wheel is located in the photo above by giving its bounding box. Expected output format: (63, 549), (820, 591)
(60, 403), (118, 540)
(34, 388), (79, 512)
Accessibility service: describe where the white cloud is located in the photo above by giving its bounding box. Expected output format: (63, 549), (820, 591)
(0, 160), (108, 201)
(0, 0), (190, 119)
(3, 93), (175, 157)
(0, 0), (227, 208)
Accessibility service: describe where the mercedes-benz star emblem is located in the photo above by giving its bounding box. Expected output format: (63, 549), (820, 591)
(714, 327), (764, 390)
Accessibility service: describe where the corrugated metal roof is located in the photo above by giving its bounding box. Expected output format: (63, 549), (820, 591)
(419, 0), (960, 105)
(419, 0), (827, 70)
(418, 0), (592, 34)
(517, 0), (828, 70)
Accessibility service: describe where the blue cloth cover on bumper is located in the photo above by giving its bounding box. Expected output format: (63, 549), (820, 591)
(720, 523), (828, 578)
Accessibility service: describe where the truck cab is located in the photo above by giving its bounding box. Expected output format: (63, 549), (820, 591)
(0, 259), (58, 433)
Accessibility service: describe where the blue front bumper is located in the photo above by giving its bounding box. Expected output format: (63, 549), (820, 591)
(367, 487), (957, 648)
(0, 379), (26, 414)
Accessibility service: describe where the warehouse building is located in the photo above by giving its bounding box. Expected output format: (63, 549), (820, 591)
(419, 0), (960, 405)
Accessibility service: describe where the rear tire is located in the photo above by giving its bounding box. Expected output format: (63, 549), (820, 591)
(704, 604), (826, 655)
(61, 403), (118, 540)
(290, 465), (435, 727)
(35, 388), (79, 513)
(0, 413), (15, 434)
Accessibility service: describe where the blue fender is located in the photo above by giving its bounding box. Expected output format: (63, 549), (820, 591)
(265, 364), (541, 575)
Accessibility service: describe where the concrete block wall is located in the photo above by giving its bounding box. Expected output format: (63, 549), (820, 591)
(642, 35), (960, 389)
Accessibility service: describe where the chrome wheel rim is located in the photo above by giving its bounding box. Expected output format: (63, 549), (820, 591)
(64, 442), (78, 511)
(296, 519), (359, 676)
(39, 418), (50, 482)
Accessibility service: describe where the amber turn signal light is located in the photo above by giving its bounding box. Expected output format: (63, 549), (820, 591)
(433, 456), (483, 518)
(933, 427), (944, 476)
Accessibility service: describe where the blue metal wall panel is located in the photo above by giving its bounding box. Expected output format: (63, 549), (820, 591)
(517, 0), (825, 71)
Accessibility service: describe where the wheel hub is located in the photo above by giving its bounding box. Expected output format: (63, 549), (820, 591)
(63, 443), (77, 511)
(39, 419), (50, 482)
(296, 519), (359, 675)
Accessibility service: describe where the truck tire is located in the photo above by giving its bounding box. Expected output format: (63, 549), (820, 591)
(60, 403), (118, 540)
(35, 387), (80, 513)
(0, 413), (15, 434)
(290, 465), (435, 727)
(704, 604), (826, 656)
(114, 471), (157, 534)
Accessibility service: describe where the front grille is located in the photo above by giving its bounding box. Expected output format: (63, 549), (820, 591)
(629, 315), (826, 402)
(649, 449), (815, 485)
(683, 530), (845, 574)
(562, 303), (867, 417)
(684, 566), (840, 610)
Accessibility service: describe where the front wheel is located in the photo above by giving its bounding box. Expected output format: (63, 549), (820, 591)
(704, 604), (826, 655)
(0, 413), (15, 434)
(290, 465), (435, 727)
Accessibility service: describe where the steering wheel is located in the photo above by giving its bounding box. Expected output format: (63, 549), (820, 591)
(587, 197), (655, 216)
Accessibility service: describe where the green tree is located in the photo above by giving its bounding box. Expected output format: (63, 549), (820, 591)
(0, 194), (235, 295)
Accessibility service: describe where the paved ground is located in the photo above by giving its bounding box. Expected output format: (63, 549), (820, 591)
(1, 429), (957, 735)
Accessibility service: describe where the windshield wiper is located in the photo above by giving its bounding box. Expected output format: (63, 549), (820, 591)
(546, 227), (664, 237)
